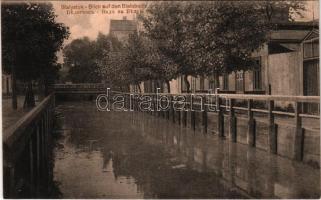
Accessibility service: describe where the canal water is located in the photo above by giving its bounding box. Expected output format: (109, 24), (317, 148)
(52, 101), (320, 199)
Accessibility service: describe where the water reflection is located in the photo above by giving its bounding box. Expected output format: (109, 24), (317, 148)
(53, 101), (320, 199)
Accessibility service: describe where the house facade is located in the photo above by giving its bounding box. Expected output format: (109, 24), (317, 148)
(137, 21), (319, 111)
(109, 16), (137, 42)
(109, 17), (141, 92)
(168, 22), (319, 100)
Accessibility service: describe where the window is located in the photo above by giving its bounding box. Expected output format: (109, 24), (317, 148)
(304, 42), (312, 58)
(209, 80), (215, 91)
(235, 71), (244, 92)
(253, 58), (262, 90)
(191, 77), (196, 93)
(208, 74), (218, 92)
(313, 42), (319, 57)
(304, 40), (319, 59)
(223, 73), (229, 90)
(181, 76), (187, 92)
(200, 76), (205, 91)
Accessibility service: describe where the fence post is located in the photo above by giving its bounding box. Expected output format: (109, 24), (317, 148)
(42, 114), (48, 191)
(268, 100), (277, 154)
(147, 94), (151, 115)
(134, 94), (137, 111)
(191, 110), (196, 131)
(127, 94), (130, 111)
(156, 94), (159, 117)
(36, 123), (41, 196)
(163, 95), (169, 119)
(156, 97), (158, 117)
(45, 109), (50, 190)
(155, 94), (158, 116)
(183, 97), (187, 126)
(171, 96), (175, 123)
(161, 96), (165, 118)
(9, 165), (15, 198)
(41, 118), (45, 187)
(217, 95), (224, 138)
(151, 94), (154, 115)
(161, 95), (164, 116)
(53, 93), (56, 108)
(124, 93), (129, 111)
(48, 103), (51, 135)
(126, 94), (131, 111)
(133, 94), (136, 111)
(294, 102), (304, 161)
(229, 99), (237, 142)
(167, 95), (171, 120)
(129, 94), (132, 111)
(202, 95), (208, 133)
(29, 139), (34, 195)
(247, 99), (256, 147)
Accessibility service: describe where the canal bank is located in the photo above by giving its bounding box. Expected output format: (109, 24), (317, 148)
(52, 101), (320, 198)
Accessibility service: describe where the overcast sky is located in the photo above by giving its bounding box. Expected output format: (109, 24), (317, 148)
(53, 1), (319, 41)
(52, 1), (147, 42)
(52, 1), (319, 62)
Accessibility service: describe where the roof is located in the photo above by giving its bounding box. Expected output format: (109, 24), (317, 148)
(302, 29), (319, 42)
(270, 22), (319, 43)
(269, 21), (318, 43)
(110, 19), (137, 32)
(268, 43), (294, 54)
(275, 21), (319, 30)
(270, 30), (311, 43)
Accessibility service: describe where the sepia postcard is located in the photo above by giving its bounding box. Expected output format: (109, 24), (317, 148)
(1, 0), (320, 199)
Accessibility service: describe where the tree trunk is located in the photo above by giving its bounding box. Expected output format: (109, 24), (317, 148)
(136, 83), (142, 93)
(155, 80), (160, 92)
(183, 75), (190, 93)
(214, 72), (220, 90)
(6, 77), (9, 95)
(165, 80), (171, 93)
(44, 77), (49, 96)
(11, 69), (18, 110)
(38, 76), (46, 100)
(44, 84), (49, 96)
(23, 81), (35, 109)
(158, 80), (164, 93)
(265, 4), (273, 22)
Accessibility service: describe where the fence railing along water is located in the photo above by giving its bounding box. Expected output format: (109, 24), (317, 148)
(53, 83), (106, 94)
(108, 90), (320, 167)
(3, 93), (55, 198)
(51, 84), (320, 166)
(3, 84), (319, 198)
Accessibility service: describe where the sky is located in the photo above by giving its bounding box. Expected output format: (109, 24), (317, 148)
(52, 1), (147, 42)
(52, 1), (319, 62)
(52, 1), (319, 42)
(52, 1), (147, 62)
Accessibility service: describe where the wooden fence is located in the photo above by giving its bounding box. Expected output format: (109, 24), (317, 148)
(4, 85), (319, 197)
(3, 93), (55, 198)
(109, 91), (320, 165)
(53, 83), (106, 94)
